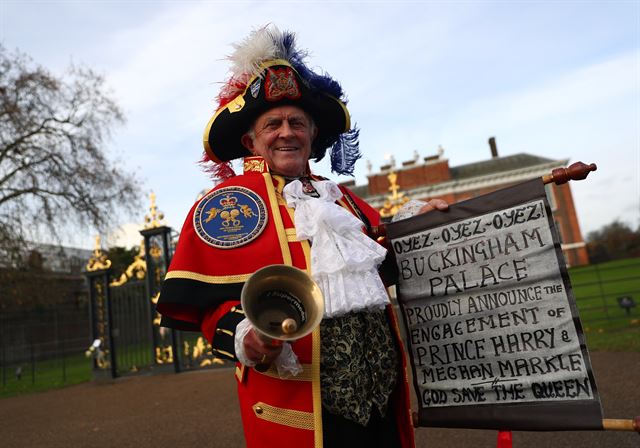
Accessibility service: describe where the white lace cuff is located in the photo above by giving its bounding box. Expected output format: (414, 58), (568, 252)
(392, 199), (428, 222)
(233, 318), (302, 377)
(234, 318), (255, 366)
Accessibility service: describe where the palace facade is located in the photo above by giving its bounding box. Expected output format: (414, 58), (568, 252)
(342, 141), (589, 267)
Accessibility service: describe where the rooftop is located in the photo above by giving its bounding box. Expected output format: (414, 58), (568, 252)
(450, 153), (558, 180)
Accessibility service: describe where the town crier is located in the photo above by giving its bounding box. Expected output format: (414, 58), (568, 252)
(157, 25), (446, 448)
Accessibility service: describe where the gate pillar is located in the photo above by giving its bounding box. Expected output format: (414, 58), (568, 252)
(85, 236), (117, 379)
(140, 192), (180, 373)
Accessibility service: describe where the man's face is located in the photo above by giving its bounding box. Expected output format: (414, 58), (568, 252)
(241, 105), (316, 177)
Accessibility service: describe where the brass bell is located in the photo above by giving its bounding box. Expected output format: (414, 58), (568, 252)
(241, 264), (324, 342)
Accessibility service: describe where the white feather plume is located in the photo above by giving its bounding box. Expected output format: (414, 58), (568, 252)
(228, 25), (283, 79)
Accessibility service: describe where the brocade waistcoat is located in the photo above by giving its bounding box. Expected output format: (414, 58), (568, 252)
(320, 309), (399, 425)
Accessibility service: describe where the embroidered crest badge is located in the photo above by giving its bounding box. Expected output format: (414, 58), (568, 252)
(194, 186), (268, 249)
(265, 67), (301, 102)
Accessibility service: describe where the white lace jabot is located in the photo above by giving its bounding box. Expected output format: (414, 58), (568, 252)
(283, 179), (390, 318)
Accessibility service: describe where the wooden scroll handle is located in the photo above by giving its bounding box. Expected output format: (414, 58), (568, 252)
(411, 412), (640, 432)
(542, 161), (597, 185)
(602, 417), (640, 433)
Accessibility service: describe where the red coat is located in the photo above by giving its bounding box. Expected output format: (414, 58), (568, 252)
(158, 157), (415, 448)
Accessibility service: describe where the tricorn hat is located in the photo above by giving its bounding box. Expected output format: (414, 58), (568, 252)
(202, 26), (360, 177)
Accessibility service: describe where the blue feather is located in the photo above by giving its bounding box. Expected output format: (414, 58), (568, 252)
(272, 30), (345, 101)
(309, 72), (344, 101)
(330, 127), (361, 176)
(280, 31), (298, 59)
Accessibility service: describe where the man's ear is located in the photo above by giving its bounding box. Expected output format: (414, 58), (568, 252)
(241, 134), (255, 153)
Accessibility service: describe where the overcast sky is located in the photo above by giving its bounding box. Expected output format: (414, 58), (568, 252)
(1, 1), (638, 248)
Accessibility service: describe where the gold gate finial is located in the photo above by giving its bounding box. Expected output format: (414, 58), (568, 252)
(144, 191), (166, 229)
(86, 235), (112, 271)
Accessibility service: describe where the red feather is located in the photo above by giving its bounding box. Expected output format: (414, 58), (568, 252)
(199, 153), (236, 181)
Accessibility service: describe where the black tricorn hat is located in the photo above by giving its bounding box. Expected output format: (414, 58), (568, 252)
(202, 26), (361, 176)
(203, 60), (350, 164)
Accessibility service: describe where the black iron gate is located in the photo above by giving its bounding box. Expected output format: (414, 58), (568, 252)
(85, 221), (225, 379)
(109, 280), (153, 375)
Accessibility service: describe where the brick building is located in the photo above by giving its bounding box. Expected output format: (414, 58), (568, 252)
(342, 143), (590, 267)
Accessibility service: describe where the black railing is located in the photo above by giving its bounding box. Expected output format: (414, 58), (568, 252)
(0, 305), (92, 397)
(569, 258), (640, 330)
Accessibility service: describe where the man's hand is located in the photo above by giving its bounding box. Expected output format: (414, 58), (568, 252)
(418, 198), (449, 214)
(243, 328), (283, 365)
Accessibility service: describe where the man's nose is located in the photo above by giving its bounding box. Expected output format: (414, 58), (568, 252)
(279, 120), (295, 138)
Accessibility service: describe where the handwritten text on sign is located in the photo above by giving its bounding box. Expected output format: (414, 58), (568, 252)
(393, 200), (593, 408)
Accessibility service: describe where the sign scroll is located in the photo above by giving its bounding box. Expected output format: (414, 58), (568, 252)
(387, 178), (603, 431)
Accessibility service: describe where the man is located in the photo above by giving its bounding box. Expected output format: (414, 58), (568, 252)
(157, 26), (446, 448)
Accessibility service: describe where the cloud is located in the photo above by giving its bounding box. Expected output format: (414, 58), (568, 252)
(106, 3), (230, 113)
(441, 50), (638, 142)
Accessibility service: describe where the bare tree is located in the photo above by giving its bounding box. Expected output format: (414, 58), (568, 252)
(0, 45), (140, 265)
(587, 220), (640, 263)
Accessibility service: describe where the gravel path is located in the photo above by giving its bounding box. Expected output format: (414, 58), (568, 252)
(0, 352), (638, 447)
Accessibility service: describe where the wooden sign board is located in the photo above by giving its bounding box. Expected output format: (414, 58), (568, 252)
(387, 179), (603, 430)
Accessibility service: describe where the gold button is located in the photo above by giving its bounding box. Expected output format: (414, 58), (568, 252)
(254, 406), (263, 415)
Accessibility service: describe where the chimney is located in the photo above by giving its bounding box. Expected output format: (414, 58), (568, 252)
(488, 136), (498, 158)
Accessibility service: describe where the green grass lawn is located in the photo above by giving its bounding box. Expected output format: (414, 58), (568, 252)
(0, 354), (92, 399)
(568, 257), (640, 352)
(582, 325), (640, 352)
